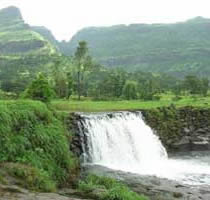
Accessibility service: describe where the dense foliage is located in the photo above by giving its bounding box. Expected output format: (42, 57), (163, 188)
(23, 73), (55, 102)
(0, 100), (77, 191)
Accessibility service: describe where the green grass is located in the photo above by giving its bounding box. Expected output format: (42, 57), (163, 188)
(0, 100), (78, 191)
(1, 163), (56, 192)
(78, 174), (149, 200)
(52, 94), (210, 112)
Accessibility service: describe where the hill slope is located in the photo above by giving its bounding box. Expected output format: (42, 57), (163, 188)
(0, 6), (57, 92)
(31, 26), (59, 49)
(62, 17), (210, 77)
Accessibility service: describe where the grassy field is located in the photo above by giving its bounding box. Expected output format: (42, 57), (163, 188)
(52, 94), (210, 112)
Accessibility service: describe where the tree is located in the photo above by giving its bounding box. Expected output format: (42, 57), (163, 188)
(172, 82), (182, 96)
(183, 75), (200, 95)
(24, 73), (54, 103)
(140, 79), (160, 100)
(200, 78), (209, 96)
(74, 41), (89, 100)
(122, 81), (138, 100)
(67, 72), (74, 98)
(51, 59), (68, 98)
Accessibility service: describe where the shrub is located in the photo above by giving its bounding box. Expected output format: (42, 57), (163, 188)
(23, 73), (55, 103)
(78, 174), (149, 200)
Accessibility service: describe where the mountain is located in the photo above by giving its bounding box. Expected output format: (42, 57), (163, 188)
(31, 26), (59, 49)
(62, 17), (210, 77)
(0, 6), (57, 92)
(2, 5), (210, 84)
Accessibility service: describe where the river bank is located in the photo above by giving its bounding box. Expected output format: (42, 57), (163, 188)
(1, 100), (210, 200)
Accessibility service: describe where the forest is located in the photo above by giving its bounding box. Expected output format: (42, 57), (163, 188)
(1, 41), (208, 105)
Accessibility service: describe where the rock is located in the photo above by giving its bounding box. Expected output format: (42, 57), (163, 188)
(87, 188), (107, 199)
(0, 184), (91, 200)
(196, 128), (206, 134)
(174, 137), (190, 146)
(184, 128), (190, 133)
(83, 164), (210, 200)
(0, 184), (28, 194)
(58, 188), (81, 196)
(172, 137), (191, 151)
(0, 193), (87, 200)
(141, 107), (210, 152)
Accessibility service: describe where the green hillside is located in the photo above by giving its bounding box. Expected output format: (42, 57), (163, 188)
(31, 26), (59, 49)
(62, 17), (210, 77)
(0, 6), (57, 92)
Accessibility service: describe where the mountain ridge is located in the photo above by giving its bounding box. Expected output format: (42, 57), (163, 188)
(61, 16), (210, 77)
(0, 6), (58, 92)
(1, 6), (210, 78)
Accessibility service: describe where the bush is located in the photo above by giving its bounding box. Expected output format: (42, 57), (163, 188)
(0, 100), (78, 191)
(23, 73), (55, 103)
(78, 174), (149, 200)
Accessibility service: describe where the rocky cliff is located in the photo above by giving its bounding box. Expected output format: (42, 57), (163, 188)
(69, 106), (210, 156)
(142, 106), (210, 152)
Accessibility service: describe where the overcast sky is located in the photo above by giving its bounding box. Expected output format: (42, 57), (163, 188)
(1, 0), (210, 41)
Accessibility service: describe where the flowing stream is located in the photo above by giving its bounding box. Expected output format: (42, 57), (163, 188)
(78, 111), (210, 185)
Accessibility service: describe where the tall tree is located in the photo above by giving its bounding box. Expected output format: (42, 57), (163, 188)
(122, 81), (138, 100)
(51, 59), (68, 98)
(183, 75), (201, 95)
(74, 41), (88, 100)
(67, 72), (74, 99)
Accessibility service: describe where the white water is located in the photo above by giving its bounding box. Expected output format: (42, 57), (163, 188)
(79, 112), (210, 185)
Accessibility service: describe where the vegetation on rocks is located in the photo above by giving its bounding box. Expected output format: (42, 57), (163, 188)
(142, 105), (210, 151)
(142, 105), (183, 149)
(0, 163), (56, 192)
(78, 174), (149, 200)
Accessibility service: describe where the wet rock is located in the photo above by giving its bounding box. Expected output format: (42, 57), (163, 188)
(184, 128), (190, 134)
(83, 164), (210, 200)
(141, 107), (210, 152)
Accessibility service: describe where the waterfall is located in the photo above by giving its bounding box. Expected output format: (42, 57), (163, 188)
(77, 111), (210, 185)
(78, 111), (167, 173)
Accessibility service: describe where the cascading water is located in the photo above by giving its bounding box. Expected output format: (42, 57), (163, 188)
(78, 111), (210, 185)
